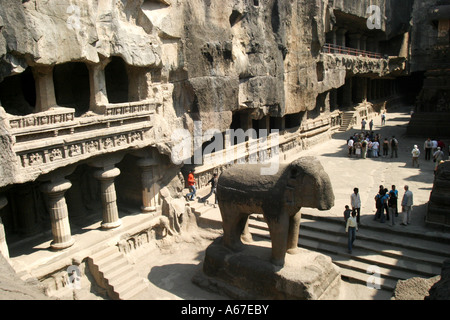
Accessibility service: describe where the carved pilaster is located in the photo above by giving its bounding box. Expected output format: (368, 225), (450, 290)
(93, 167), (122, 229)
(137, 157), (160, 213)
(40, 180), (75, 250)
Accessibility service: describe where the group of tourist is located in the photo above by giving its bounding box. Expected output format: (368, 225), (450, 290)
(347, 129), (399, 159)
(344, 185), (414, 254)
(417, 137), (448, 172)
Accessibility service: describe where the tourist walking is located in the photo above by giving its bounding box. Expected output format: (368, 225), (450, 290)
(424, 138), (432, 160)
(351, 187), (361, 224)
(200, 173), (218, 205)
(369, 119), (374, 131)
(361, 119), (366, 131)
(381, 112), (386, 126)
(401, 185), (413, 226)
(346, 210), (358, 254)
(390, 136), (399, 158)
(411, 145), (420, 167)
(185, 169), (197, 201)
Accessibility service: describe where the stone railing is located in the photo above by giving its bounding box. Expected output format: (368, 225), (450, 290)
(7, 107), (76, 132)
(3, 100), (157, 175)
(192, 111), (342, 189)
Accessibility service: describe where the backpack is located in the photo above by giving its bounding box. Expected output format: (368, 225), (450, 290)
(391, 138), (398, 147)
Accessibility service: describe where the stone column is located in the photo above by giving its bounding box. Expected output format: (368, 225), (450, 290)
(360, 36), (367, 51)
(32, 65), (57, 113)
(0, 196), (9, 259)
(336, 28), (347, 47)
(137, 158), (160, 213)
(40, 179), (75, 250)
(87, 60), (110, 113)
(348, 33), (362, 50)
(93, 167), (122, 229)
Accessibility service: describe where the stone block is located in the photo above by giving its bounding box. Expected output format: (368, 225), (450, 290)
(196, 237), (342, 300)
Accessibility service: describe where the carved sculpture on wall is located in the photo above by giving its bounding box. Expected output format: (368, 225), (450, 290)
(216, 157), (335, 266)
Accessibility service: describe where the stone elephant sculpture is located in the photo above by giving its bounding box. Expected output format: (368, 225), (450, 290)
(216, 157), (335, 266)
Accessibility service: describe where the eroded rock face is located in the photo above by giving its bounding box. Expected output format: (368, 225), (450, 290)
(0, 0), (410, 188)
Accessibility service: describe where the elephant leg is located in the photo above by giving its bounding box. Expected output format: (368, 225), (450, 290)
(241, 216), (253, 243)
(221, 207), (246, 251)
(267, 212), (289, 266)
(287, 210), (301, 254)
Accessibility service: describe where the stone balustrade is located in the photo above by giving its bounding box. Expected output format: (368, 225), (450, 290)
(2, 100), (157, 178)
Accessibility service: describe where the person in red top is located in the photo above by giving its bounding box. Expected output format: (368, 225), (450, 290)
(185, 169), (196, 201)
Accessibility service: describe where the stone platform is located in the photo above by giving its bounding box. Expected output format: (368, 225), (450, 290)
(194, 237), (342, 300)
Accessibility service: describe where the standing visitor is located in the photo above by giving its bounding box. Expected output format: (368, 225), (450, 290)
(433, 147), (445, 173)
(361, 119), (366, 131)
(372, 139), (380, 158)
(347, 137), (354, 157)
(390, 136), (399, 158)
(381, 112), (386, 126)
(346, 210), (358, 254)
(343, 205), (352, 224)
(388, 190), (397, 226)
(382, 138), (389, 158)
(390, 185), (399, 217)
(424, 138), (432, 160)
(351, 188), (361, 225)
(401, 185), (413, 226)
(369, 119), (374, 131)
(411, 145), (420, 167)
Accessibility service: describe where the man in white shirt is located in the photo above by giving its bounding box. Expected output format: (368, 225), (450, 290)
(347, 138), (354, 157)
(401, 185), (413, 225)
(351, 187), (361, 224)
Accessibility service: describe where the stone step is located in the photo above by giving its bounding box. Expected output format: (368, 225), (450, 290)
(247, 217), (443, 290)
(87, 246), (148, 300)
(301, 214), (450, 255)
(299, 217), (450, 262)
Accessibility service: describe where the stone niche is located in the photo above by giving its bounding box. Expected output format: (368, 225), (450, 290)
(194, 237), (342, 300)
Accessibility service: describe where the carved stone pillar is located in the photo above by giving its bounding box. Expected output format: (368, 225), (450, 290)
(40, 179), (75, 250)
(336, 28), (347, 47)
(87, 60), (110, 113)
(93, 167), (122, 229)
(0, 196), (9, 259)
(137, 158), (160, 213)
(32, 65), (57, 113)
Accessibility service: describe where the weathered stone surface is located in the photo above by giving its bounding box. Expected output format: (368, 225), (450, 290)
(0, 254), (50, 300)
(427, 161), (450, 228)
(427, 259), (450, 300)
(198, 237), (341, 300)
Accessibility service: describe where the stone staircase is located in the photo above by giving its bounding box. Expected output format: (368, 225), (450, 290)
(190, 201), (450, 294)
(338, 111), (356, 132)
(87, 245), (148, 300)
